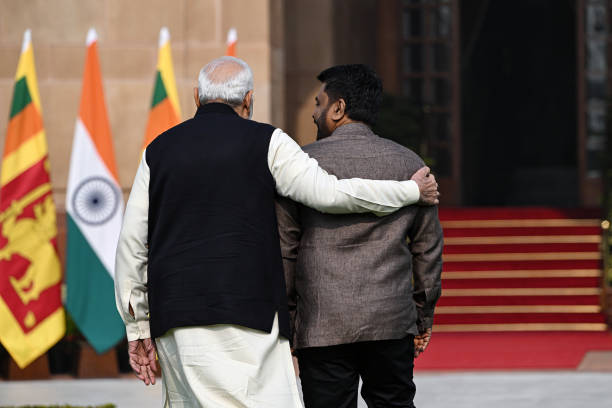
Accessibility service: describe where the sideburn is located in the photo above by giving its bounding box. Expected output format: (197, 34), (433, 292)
(316, 105), (333, 140)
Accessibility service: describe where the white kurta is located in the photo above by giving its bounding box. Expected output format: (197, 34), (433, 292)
(114, 126), (423, 407)
(156, 314), (302, 408)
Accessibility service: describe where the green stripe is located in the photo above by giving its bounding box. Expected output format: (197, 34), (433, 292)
(65, 214), (125, 353)
(150, 71), (168, 108)
(9, 77), (32, 119)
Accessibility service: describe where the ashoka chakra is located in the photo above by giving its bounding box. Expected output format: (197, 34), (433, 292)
(72, 176), (120, 226)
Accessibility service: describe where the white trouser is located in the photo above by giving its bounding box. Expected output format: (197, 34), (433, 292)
(155, 313), (303, 408)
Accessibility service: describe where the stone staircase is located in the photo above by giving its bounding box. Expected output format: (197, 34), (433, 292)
(436, 207), (607, 332)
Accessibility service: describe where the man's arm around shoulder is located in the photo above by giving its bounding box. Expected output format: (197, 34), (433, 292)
(267, 129), (439, 215)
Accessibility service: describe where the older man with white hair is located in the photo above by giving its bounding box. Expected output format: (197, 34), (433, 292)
(114, 56), (439, 407)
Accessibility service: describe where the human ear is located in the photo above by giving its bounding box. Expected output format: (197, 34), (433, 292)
(244, 90), (253, 109)
(243, 90), (254, 118)
(193, 87), (201, 107)
(331, 98), (346, 121)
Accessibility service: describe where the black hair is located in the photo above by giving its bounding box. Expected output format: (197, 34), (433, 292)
(316, 64), (383, 126)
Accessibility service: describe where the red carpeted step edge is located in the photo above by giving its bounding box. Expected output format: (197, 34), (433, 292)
(434, 207), (606, 336)
(442, 277), (600, 288)
(443, 260), (601, 270)
(414, 332), (612, 370)
(437, 295), (601, 306)
(434, 313), (605, 325)
(443, 226), (601, 237)
(438, 207), (601, 220)
(443, 243), (599, 253)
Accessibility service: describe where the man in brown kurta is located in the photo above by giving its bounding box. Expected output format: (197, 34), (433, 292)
(276, 65), (443, 408)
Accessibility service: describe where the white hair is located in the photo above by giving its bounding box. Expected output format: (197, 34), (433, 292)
(197, 56), (254, 107)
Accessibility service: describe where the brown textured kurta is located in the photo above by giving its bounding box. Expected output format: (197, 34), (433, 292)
(276, 122), (443, 349)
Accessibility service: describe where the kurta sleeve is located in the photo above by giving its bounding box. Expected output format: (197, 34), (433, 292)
(115, 150), (151, 341)
(267, 129), (420, 215)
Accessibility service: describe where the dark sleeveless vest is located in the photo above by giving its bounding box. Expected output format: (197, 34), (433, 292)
(145, 103), (290, 340)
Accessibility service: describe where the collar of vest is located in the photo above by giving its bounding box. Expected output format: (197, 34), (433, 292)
(196, 102), (239, 117)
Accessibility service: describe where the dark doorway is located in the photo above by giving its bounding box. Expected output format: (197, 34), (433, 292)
(461, 0), (578, 206)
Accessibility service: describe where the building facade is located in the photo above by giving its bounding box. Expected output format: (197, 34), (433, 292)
(1, 0), (606, 210)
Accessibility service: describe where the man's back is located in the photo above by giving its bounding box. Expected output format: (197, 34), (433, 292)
(114, 59), (440, 408)
(277, 122), (443, 349)
(145, 102), (290, 340)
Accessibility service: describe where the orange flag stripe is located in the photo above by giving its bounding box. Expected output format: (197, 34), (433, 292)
(143, 98), (180, 149)
(3, 103), (44, 158)
(78, 41), (119, 182)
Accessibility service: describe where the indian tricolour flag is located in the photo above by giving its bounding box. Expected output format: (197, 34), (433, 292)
(65, 28), (125, 353)
(226, 28), (237, 56)
(142, 27), (181, 149)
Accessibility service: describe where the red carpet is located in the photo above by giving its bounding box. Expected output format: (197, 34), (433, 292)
(422, 207), (610, 369)
(436, 207), (606, 333)
(414, 331), (612, 370)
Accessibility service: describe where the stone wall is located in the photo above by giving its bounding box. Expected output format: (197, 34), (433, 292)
(0, 0), (284, 206)
(283, 0), (377, 146)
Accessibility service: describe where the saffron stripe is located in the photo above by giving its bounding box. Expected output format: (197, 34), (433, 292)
(4, 102), (44, 157)
(78, 41), (119, 182)
(142, 98), (179, 148)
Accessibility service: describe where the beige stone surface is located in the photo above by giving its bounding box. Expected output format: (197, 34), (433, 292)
(270, 0), (284, 49)
(270, 46), (286, 128)
(237, 44), (272, 123)
(221, 0), (270, 44)
(0, 47), (19, 78)
(39, 82), (82, 192)
(282, 0), (378, 145)
(105, 0), (186, 45)
(177, 80), (198, 120)
(284, 0), (333, 145)
(253, 83), (272, 125)
(294, 91), (318, 146)
(99, 47), (157, 79)
(37, 46), (86, 81)
(185, 0), (218, 45)
(0, 0), (106, 44)
(268, 0), (285, 128)
(285, 72), (321, 145)
(105, 81), (151, 187)
(578, 351), (612, 372)
(284, 0), (333, 72)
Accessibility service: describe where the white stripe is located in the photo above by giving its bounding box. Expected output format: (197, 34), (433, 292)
(86, 28), (98, 46)
(66, 118), (123, 279)
(21, 29), (31, 54)
(227, 28), (237, 45)
(159, 27), (170, 47)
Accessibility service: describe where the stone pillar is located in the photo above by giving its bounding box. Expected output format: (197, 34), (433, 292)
(283, 0), (378, 146)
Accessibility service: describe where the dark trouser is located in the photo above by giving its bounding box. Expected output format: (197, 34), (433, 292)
(297, 335), (416, 408)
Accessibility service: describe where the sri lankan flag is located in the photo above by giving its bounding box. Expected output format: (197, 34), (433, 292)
(0, 29), (65, 369)
(142, 27), (181, 149)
